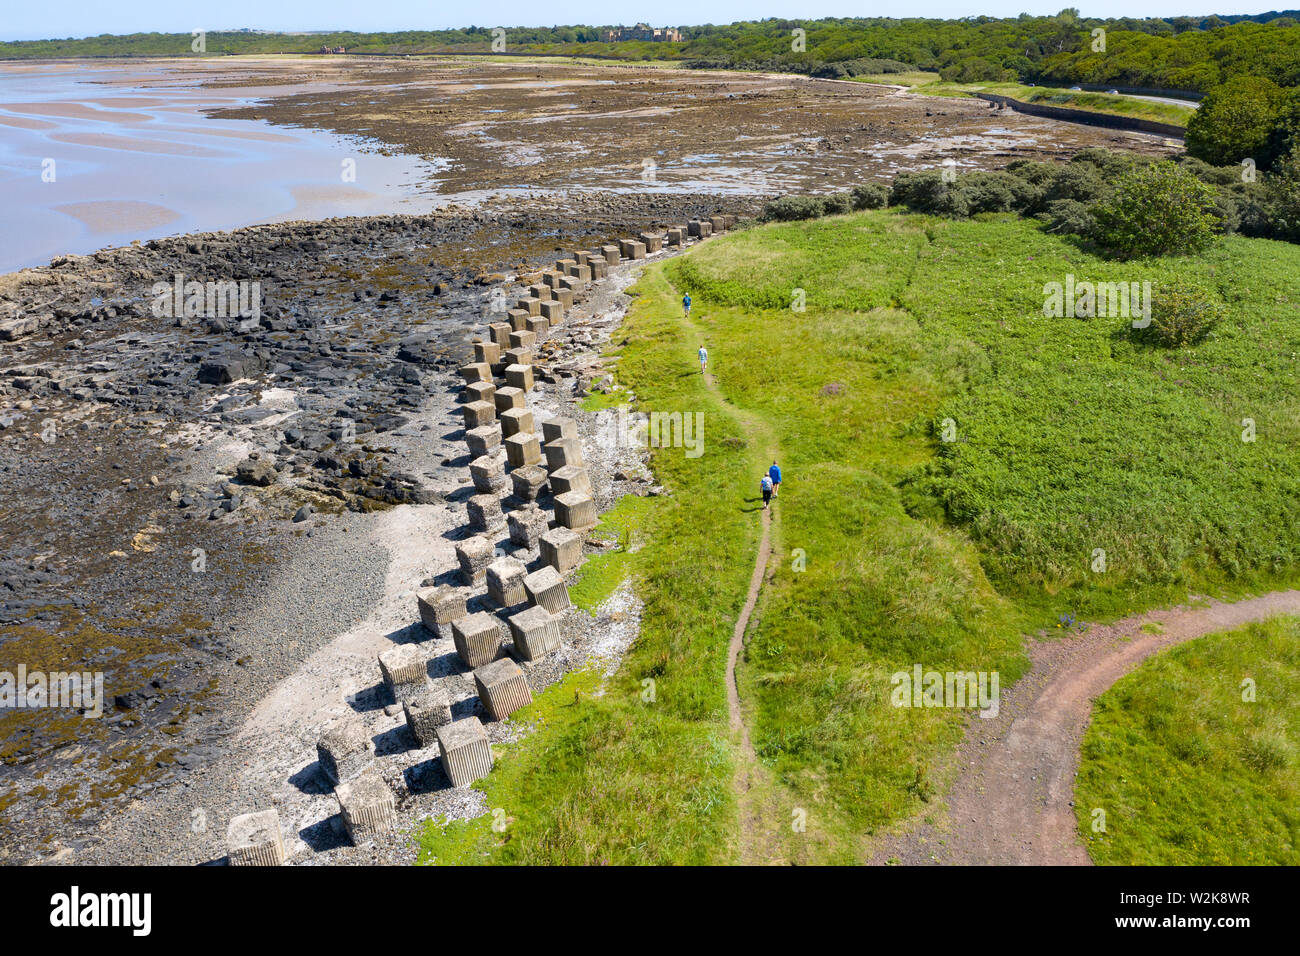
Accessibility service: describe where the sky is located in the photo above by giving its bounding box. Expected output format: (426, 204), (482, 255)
(0, 1), (1285, 42)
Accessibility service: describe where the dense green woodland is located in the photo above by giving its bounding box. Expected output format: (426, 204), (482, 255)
(3, 12), (1300, 93)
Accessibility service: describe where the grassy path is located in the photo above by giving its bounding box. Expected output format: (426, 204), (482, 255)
(684, 310), (785, 864)
(871, 590), (1300, 865)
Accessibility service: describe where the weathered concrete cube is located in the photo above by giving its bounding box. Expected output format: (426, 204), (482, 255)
(467, 493), (506, 534)
(494, 385), (525, 413)
(470, 454), (508, 493)
(473, 340), (501, 365)
(524, 566), (570, 615)
(528, 283), (551, 301)
(543, 270), (564, 289)
(379, 644), (430, 704)
(541, 416), (578, 443)
(589, 259), (609, 279)
(452, 612), (505, 668)
(571, 263), (593, 281)
(436, 718), (493, 787)
(403, 685), (453, 747)
(553, 287), (574, 308)
(504, 347), (534, 367)
(723, 214), (737, 229)
(465, 423), (502, 459)
(416, 585), (467, 639)
(549, 465), (592, 497)
(317, 717), (373, 786)
(554, 258), (576, 274)
(507, 605), (563, 661)
(573, 251), (591, 265)
(639, 232), (664, 252)
(505, 364), (535, 391)
(516, 298), (541, 317)
(489, 322), (512, 349)
(500, 408), (536, 439)
(554, 491), (597, 532)
(601, 244), (622, 266)
(558, 276), (579, 293)
(507, 309), (531, 331)
(463, 380), (495, 406)
(544, 437), (585, 472)
(667, 227), (685, 246)
(474, 658), (533, 722)
(527, 315), (551, 340)
(508, 505), (551, 549)
(540, 526), (583, 574)
(509, 329), (537, 351)
(227, 810), (286, 867)
(510, 464), (549, 501)
(710, 215), (726, 233)
(688, 220), (712, 238)
(335, 770), (396, 845)
(538, 302), (561, 326)
(504, 431), (542, 467)
(462, 400), (496, 429)
(455, 535), (495, 586)
(460, 362), (492, 384)
(487, 556), (528, 608)
(619, 239), (647, 259)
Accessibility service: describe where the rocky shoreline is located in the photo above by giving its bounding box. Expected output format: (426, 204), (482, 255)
(0, 193), (753, 863)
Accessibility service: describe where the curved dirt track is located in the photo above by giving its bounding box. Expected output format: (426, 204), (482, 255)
(872, 590), (1300, 866)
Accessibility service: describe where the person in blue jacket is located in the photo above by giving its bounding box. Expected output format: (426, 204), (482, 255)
(683, 292), (692, 318)
(768, 461), (782, 498)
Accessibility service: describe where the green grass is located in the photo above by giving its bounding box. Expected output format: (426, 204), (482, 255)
(566, 494), (653, 612)
(907, 80), (1195, 128)
(420, 207), (1300, 864)
(671, 209), (1300, 625)
(1076, 616), (1300, 865)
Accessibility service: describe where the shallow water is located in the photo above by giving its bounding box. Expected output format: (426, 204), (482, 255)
(0, 61), (443, 273)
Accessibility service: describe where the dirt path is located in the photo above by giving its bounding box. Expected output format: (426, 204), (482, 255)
(871, 590), (1300, 865)
(687, 316), (780, 863)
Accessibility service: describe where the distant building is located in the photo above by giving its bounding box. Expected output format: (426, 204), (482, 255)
(602, 24), (682, 43)
(317, 45), (346, 54)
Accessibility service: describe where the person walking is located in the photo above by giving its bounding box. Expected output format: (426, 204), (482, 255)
(698, 344), (708, 374)
(760, 472), (773, 509)
(683, 292), (692, 318)
(768, 461), (782, 498)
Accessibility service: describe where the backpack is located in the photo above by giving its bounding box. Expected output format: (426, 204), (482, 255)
(761, 476), (773, 492)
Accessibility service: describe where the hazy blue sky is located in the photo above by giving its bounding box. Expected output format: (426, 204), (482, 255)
(0, 1), (1275, 42)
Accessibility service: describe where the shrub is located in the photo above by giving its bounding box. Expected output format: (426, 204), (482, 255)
(759, 195), (828, 222)
(1091, 161), (1223, 257)
(851, 183), (889, 210)
(1186, 77), (1293, 169)
(890, 170), (970, 217)
(1264, 147), (1300, 242)
(821, 192), (853, 215)
(1036, 199), (1095, 236)
(1043, 163), (1108, 205)
(1135, 285), (1225, 348)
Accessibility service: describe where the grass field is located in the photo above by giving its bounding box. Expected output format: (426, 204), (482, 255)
(1076, 616), (1300, 865)
(871, 78), (1197, 127)
(419, 208), (1300, 863)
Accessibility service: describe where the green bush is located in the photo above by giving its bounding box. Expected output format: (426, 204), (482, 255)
(890, 170), (970, 217)
(1265, 147), (1300, 242)
(1136, 285), (1225, 348)
(759, 195), (829, 222)
(1186, 76), (1296, 170)
(1091, 161), (1223, 257)
(850, 183), (889, 210)
(1036, 198), (1095, 236)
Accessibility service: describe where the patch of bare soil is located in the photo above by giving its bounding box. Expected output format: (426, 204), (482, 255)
(870, 591), (1300, 865)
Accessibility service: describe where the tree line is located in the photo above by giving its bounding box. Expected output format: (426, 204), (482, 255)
(3, 13), (1299, 94)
